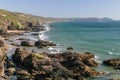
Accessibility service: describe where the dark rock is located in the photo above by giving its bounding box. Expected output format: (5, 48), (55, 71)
(32, 25), (46, 32)
(66, 47), (74, 50)
(11, 43), (19, 46)
(12, 48), (31, 64)
(0, 39), (4, 47)
(103, 58), (120, 69)
(35, 40), (56, 47)
(35, 74), (46, 80)
(21, 41), (33, 47)
(31, 33), (40, 36)
(6, 61), (15, 68)
(11, 49), (103, 80)
(17, 38), (30, 41)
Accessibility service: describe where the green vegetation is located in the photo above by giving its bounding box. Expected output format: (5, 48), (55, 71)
(32, 53), (46, 60)
(0, 9), (61, 33)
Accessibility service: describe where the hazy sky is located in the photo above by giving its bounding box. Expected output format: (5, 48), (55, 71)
(0, 0), (120, 20)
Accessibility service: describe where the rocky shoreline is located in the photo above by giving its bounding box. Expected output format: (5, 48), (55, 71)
(0, 24), (119, 80)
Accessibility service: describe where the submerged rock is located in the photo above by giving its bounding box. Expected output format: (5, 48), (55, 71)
(66, 47), (74, 50)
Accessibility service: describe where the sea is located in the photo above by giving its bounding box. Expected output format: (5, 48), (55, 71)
(41, 21), (120, 80)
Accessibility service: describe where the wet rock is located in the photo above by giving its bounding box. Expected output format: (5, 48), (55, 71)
(66, 47), (74, 50)
(31, 33), (40, 36)
(103, 58), (120, 69)
(0, 39), (4, 47)
(35, 40), (56, 47)
(21, 41), (33, 47)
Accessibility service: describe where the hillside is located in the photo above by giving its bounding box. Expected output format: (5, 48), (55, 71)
(0, 9), (58, 34)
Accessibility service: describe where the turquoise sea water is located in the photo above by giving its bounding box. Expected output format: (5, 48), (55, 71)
(45, 21), (120, 79)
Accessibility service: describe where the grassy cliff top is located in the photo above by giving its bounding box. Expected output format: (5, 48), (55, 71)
(0, 9), (60, 32)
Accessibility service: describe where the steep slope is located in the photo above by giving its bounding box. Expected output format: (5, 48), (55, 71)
(0, 9), (58, 34)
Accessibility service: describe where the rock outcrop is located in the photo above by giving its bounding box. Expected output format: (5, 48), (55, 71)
(21, 41), (33, 47)
(0, 40), (7, 80)
(103, 58), (120, 69)
(35, 40), (56, 47)
(12, 48), (103, 80)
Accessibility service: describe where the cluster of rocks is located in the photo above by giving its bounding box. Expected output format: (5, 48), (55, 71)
(32, 25), (46, 32)
(35, 40), (56, 47)
(20, 40), (56, 48)
(5, 48), (105, 80)
(103, 58), (120, 70)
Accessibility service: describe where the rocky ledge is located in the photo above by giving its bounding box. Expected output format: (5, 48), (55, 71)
(5, 48), (104, 80)
(103, 58), (120, 70)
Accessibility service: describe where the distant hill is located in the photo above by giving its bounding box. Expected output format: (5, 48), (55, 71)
(70, 17), (114, 22)
(0, 9), (59, 33)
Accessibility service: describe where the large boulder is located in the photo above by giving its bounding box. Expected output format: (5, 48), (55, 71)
(12, 48), (31, 64)
(60, 52), (101, 77)
(21, 41), (33, 47)
(103, 58), (120, 69)
(35, 40), (56, 47)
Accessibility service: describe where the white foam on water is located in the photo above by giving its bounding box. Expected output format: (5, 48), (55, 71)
(95, 55), (99, 59)
(38, 24), (50, 40)
(38, 23), (64, 54)
(107, 51), (120, 56)
(48, 46), (62, 54)
(38, 32), (49, 40)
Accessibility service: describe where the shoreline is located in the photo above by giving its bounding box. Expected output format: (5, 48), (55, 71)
(0, 21), (119, 80)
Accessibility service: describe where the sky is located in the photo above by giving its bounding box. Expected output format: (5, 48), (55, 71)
(0, 0), (120, 20)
